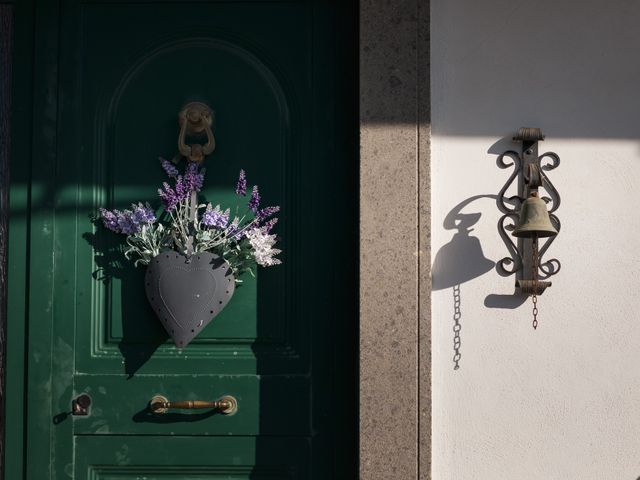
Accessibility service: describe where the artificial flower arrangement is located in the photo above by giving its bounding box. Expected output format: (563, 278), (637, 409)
(97, 159), (282, 347)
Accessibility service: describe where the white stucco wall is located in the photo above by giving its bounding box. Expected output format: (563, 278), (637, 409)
(431, 1), (640, 479)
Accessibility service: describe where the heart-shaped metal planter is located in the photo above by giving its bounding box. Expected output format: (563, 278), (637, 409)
(145, 251), (235, 348)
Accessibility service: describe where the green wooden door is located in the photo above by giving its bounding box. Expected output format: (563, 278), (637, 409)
(5, 1), (357, 478)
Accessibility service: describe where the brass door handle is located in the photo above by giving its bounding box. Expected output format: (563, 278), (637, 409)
(150, 394), (237, 415)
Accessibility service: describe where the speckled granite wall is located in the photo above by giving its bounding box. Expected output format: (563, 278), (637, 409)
(360, 0), (431, 478)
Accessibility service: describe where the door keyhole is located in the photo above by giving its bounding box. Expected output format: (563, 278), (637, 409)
(71, 394), (92, 416)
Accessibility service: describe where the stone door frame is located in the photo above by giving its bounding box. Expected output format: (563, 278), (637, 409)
(360, 1), (431, 478)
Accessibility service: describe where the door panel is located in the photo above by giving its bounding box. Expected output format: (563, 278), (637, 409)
(75, 437), (309, 479)
(72, 375), (309, 435)
(74, 2), (308, 377)
(6, 1), (357, 478)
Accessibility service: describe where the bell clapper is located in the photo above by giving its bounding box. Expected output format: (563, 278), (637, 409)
(512, 189), (558, 327)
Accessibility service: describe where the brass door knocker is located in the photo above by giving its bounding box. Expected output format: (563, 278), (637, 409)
(178, 102), (215, 163)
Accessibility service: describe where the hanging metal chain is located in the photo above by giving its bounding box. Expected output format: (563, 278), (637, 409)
(532, 236), (539, 329)
(453, 284), (462, 369)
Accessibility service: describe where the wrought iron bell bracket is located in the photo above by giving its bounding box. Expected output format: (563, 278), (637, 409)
(496, 127), (561, 296)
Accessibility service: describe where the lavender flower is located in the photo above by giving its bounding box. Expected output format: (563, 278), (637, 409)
(201, 204), (230, 229)
(248, 185), (260, 213)
(159, 163), (205, 211)
(116, 209), (138, 235)
(100, 203), (155, 235)
(183, 162), (205, 193)
(261, 217), (278, 233)
(131, 202), (156, 225)
(174, 175), (188, 201)
(96, 166), (283, 273)
(256, 205), (280, 222)
(99, 208), (120, 233)
(228, 216), (241, 240)
(158, 182), (179, 211)
(235, 169), (247, 196)
(159, 157), (179, 178)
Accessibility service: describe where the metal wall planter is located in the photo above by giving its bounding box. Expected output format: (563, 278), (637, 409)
(145, 251), (235, 347)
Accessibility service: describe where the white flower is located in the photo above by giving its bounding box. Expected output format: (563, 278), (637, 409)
(245, 227), (282, 267)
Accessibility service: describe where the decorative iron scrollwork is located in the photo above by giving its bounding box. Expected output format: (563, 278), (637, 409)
(496, 128), (561, 294)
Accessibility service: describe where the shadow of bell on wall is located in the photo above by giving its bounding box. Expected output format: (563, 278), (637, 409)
(432, 195), (495, 370)
(432, 196), (495, 291)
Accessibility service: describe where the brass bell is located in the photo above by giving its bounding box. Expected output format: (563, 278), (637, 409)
(512, 192), (558, 238)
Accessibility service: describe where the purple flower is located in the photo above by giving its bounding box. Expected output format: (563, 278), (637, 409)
(174, 175), (188, 201)
(158, 163), (205, 211)
(99, 208), (120, 233)
(158, 182), (179, 211)
(115, 209), (138, 235)
(228, 216), (241, 240)
(256, 205), (280, 222)
(201, 204), (230, 229)
(159, 157), (179, 178)
(131, 202), (156, 225)
(248, 185), (260, 213)
(235, 169), (247, 196)
(183, 162), (204, 193)
(261, 217), (278, 233)
(99, 203), (156, 235)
